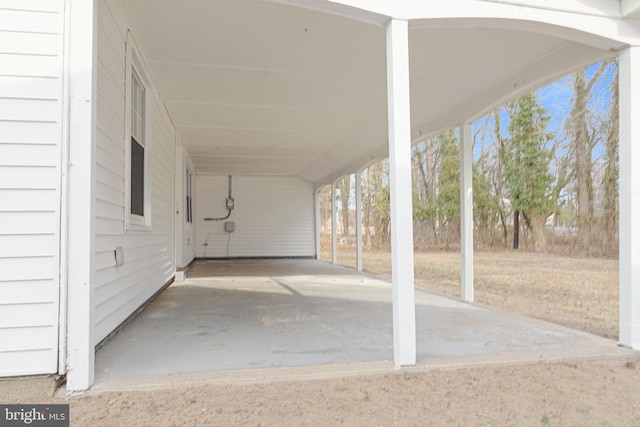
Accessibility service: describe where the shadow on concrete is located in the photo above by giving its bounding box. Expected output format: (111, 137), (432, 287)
(94, 259), (629, 387)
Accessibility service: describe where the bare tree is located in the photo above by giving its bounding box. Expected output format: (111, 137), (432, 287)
(567, 63), (608, 251)
(492, 109), (511, 247)
(602, 61), (619, 254)
(337, 175), (351, 238)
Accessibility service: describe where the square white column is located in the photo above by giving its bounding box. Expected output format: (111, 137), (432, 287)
(619, 46), (640, 349)
(356, 171), (363, 272)
(314, 188), (321, 259)
(331, 181), (338, 265)
(386, 19), (416, 367)
(460, 123), (474, 302)
(65, 0), (97, 391)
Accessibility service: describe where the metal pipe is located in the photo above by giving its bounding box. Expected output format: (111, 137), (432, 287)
(204, 175), (233, 221)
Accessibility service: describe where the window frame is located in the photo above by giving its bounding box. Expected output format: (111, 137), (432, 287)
(185, 166), (193, 224)
(124, 32), (152, 231)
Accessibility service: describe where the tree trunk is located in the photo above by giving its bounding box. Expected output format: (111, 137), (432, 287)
(363, 171), (372, 247)
(377, 217), (390, 246)
(493, 110), (509, 248)
(602, 63), (619, 253)
(529, 212), (548, 253)
(499, 209), (508, 247)
(571, 64), (607, 251)
(573, 70), (593, 232)
(513, 210), (520, 249)
(338, 176), (350, 238)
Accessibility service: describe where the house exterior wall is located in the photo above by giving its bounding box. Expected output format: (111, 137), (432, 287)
(181, 158), (196, 267)
(195, 175), (315, 258)
(175, 138), (196, 268)
(0, 1), (64, 376)
(94, 0), (175, 345)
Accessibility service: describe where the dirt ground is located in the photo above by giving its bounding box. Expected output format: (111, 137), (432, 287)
(5, 359), (640, 426)
(4, 249), (634, 426)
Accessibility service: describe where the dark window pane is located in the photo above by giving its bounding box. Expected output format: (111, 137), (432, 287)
(131, 138), (144, 216)
(186, 171), (193, 223)
(185, 195), (190, 223)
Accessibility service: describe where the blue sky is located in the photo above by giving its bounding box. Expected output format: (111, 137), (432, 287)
(472, 60), (616, 162)
(332, 60), (617, 207)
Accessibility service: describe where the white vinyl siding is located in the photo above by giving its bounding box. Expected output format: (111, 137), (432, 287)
(0, 1), (64, 376)
(94, 0), (175, 344)
(195, 175), (315, 258)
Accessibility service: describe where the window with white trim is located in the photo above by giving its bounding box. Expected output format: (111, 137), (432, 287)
(186, 167), (193, 224)
(130, 71), (145, 217)
(125, 32), (152, 230)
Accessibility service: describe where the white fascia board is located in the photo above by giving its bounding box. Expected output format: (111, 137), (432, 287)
(622, 0), (640, 18)
(327, 0), (398, 19)
(271, 0), (388, 25)
(331, 0), (638, 46)
(332, 0), (620, 19)
(479, 0), (622, 18)
(410, 6), (636, 48)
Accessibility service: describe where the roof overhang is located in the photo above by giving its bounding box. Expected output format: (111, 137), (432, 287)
(122, 0), (631, 187)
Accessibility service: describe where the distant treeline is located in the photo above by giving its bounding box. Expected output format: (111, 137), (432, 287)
(320, 60), (619, 257)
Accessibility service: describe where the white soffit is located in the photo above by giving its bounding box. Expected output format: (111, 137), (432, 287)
(123, 0), (623, 186)
(622, 0), (640, 17)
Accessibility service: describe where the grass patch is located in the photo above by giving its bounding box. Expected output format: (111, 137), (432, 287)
(322, 246), (619, 339)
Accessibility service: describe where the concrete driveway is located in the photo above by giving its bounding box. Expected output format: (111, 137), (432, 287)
(94, 259), (630, 389)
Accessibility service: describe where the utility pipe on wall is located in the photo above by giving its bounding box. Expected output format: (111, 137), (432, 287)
(204, 175), (234, 221)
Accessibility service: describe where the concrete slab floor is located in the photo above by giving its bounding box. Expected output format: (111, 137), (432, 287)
(93, 259), (632, 389)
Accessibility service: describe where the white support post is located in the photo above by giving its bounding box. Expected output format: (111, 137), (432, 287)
(174, 143), (184, 268)
(331, 181), (338, 265)
(314, 188), (321, 260)
(618, 46), (640, 350)
(460, 123), (474, 303)
(386, 19), (416, 367)
(356, 171), (363, 272)
(65, 0), (97, 391)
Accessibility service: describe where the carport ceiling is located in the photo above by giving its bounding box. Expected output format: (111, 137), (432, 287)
(123, 0), (620, 186)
